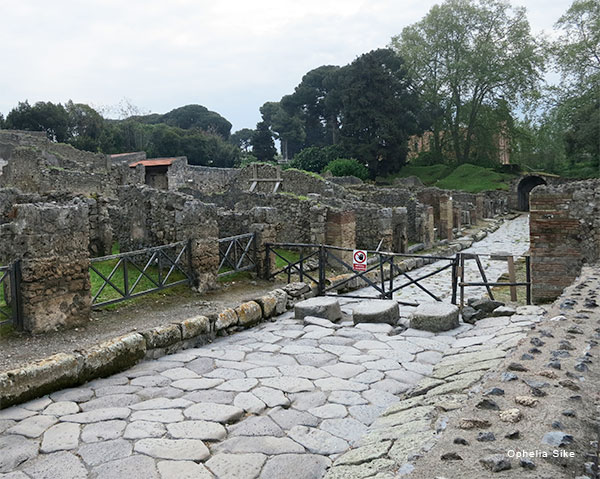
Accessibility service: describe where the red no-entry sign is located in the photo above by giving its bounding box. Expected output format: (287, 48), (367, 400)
(353, 249), (367, 272)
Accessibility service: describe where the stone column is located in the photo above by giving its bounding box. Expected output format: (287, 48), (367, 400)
(2, 201), (92, 333)
(439, 194), (453, 241)
(250, 223), (278, 279)
(326, 209), (356, 267)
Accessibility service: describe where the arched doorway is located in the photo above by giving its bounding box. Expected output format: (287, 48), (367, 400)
(517, 176), (547, 211)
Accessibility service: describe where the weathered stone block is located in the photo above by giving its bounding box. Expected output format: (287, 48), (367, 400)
(215, 308), (238, 331)
(352, 300), (399, 326)
(254, 293), (277, 318)
(79, 332), (146, 381)
(410, 302), (459, 332)
(0, 353), (83, 409)
(141, 324), (182, 349)
(179, 315), (210, 339)
(271, 289), (289, 315)
(236, 301), (262, 327)
(294, 297), (342, 322)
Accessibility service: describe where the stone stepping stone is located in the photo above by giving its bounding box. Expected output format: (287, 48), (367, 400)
(352, 300), (399, 325)
(184, 402), (244, 423)
(134, 438), (210, 461)
(294, 297), (342, 322)
(410, 302), (459, 332)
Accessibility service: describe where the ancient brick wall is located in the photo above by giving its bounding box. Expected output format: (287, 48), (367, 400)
(115, 186), (219, 291)
(0, 200), (91, 332)
(530, 180), (600, 302)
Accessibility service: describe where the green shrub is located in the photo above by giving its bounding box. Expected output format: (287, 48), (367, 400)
(323, 158), (369, 180)
(290, 145), (347, 173)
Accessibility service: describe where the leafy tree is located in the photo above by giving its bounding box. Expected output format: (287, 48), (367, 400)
(336, 48), (421, 177)
(290, 145), (347, 173)
(0, 113), (5, 129)
(65, 101), (104, 151)
(260, 101), (305, 159)
(391, 0), (544, 164)
(323, 158), (369, 180)
(251, 121), (276, 162)
(229, 128), (255, 152)
(6, 100), (70, 142)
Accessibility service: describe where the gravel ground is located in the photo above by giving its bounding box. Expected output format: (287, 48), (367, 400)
(0, 279), (282, 372)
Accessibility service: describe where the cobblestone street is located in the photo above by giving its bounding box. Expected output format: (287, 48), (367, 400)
(0, 216), (534, 479)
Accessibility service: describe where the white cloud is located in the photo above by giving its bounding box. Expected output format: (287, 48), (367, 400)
(0, 0), (573, 130)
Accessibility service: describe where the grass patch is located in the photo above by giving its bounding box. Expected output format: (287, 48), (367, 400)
(435, 164), (512, 192)
(273, 248), (301, 270)
(491, 258), (528, 305)
(90, 255), (189, 309)
(394, 164), (453, 185)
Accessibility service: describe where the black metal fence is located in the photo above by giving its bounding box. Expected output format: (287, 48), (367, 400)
(0, 261), (23, 329)
(218, 232), (257, 278)
(90, 240), (193, 308)
(266, 242), (456, 307)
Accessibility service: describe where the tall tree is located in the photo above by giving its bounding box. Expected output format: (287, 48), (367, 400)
(391, 0), (545, 164)
(6, 101), (70, 142)
(230, 128), (255, 152)
(336, 48), (421, 177)
(260, 101), (305, 160)
(251, 121), (276, 162)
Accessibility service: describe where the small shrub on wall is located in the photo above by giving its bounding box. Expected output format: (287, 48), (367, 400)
(323, 158), (369, 180)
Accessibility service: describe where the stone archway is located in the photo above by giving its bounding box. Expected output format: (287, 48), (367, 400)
(517, 175), (547, 211)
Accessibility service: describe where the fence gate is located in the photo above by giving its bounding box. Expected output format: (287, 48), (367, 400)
(90, 241), (194, 308)
(0, 261), (23, 330)
(266, 243), (457, 307)
(218, 233), (257, 278)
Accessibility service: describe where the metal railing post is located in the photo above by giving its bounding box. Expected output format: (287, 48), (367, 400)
(265, 243), (271, 280)
(451, 254), (458, 305)
(11, 260), (23, 331)
(122, 258), (129, 299)
(318, 245), (326, 296)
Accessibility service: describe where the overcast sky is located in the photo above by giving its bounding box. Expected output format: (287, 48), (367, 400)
(0, 0), (571, 132)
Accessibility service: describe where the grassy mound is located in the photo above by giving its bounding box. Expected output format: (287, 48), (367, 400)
(435, 163), (512, 192)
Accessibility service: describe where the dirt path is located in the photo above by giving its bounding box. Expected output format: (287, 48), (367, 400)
(0, 279), (283, 372)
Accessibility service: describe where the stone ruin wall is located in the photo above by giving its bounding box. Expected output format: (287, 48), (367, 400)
(530, 179), (600, 302)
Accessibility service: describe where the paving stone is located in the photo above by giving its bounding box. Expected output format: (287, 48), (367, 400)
(296, 352), (337, 367)
(303, 327), (335, 340)
(6, 414), (58, 438)
(229, 416), (285, 437)
(415, 350), (443, 365)
(328, 391), (369, 406)
(246, 366), (280, 378)
(41, 422), (80, 452)
(206, 453), (267, 479)
(22, 396), (52, 411)
(49, 387), (94, 403)
(216, 378), (259, 392)
(354, 340), (391, 350)
(131, 408), (184, 423)
(372, 349), (415, 363)
(123, 420), (166, 439)
(323, 363), (366, 379)
(308, 404), (348, 419)
(185, 357), (215, 375)
(0, 407), (36, 421)
(171, 378), (224, 390)
(0, 435), (39, 472)
(233, 392), (267, 414)
(130, 397), (192, 410)
(372, 378), (411, 395)
(184, 402), (244, 423)
(315, 378), (368, 392)
(404, 361), (434, 376)
(288, 425), (349, 454)
(166, 420), (226, 440)
(269, 408), (320, 429)
(324, 458), (396, 479)
(182, 389), (236, 405)
(260, 453), (331, 479)
(290, 391), (328, 410)
(320, 417), (369, 444)
(92, 454), (159, 479)
(94, 385), (142, 397)
(205, 368), (246, 380)
(260, 376), (314, 393)
(157, 460), (213, 479)
(61, 407), (130, 423)
(386, 369), (423, 385)
(194, 349), (246, 361)
(362, 389), (399, 408)
(79, 438), (133, 466)
(362, 359), (402, 371)
(160, 367), (199, 380)
(354, 370), (385, 384)
(319, 344), (362, 356)
(0, 420), (16, 434)
(21, 451), (88, 479)
(278, 365), (330, 379)
(137, 386), (183, 400)
(81, 419), (126, 443)
(80, 394), (140, 411)
(215, 436), (305, 454)
(253, 387), (291, 408)
(355, 323), (394, 334)
(135, 438), (210, 460)
(246, 352), (299, 366)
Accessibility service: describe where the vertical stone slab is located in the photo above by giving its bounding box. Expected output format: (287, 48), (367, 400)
(439, 194), (453, 241)
(476, 195), (485, 221)
(250, 223), (278, 279)
(326, 209), (356, 266)
(392, 207), (408, 253)
(6, 201), (91, 332)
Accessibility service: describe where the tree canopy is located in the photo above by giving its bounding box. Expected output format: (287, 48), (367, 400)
(390, 0), (544, 165)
